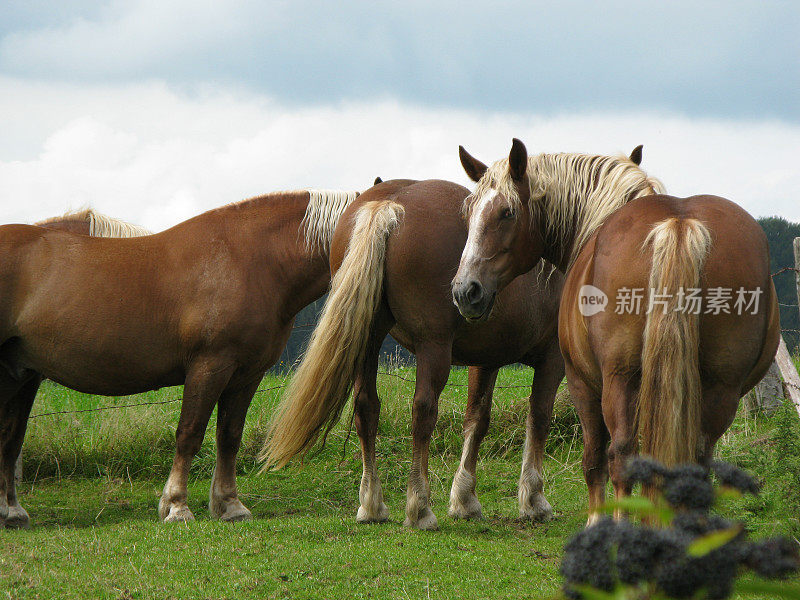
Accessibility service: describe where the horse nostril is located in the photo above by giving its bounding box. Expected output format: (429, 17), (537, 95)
(466, 281), (483, 305)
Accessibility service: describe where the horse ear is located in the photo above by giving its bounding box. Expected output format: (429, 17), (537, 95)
(509, 138), (528, 182)
(459, 145), (488, 182)
(629, 144), (643, 166)
(374, 176), (383, 185)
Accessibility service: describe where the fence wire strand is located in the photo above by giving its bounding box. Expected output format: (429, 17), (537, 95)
(28, 370), (534, 419)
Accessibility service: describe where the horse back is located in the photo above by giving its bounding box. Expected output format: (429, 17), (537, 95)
(562, 194), (779, 392)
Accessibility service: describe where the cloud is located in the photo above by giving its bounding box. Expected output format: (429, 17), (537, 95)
(0, 1), (798, 120)
(0, 77), (798, 232)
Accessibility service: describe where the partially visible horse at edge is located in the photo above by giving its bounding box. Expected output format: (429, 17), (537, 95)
(262, 178), (565, 529)
(452, 139), (779, 523)
(11, 209), (152, 487)
(0, 189), (358, 528)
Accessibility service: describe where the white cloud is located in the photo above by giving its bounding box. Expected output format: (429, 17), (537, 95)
(0, 76), (798, 232)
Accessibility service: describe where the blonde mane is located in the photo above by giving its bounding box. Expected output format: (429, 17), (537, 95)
(301, 189), (360, 254)
(37, 208), (152, 238)
(467, 152), (664, 267)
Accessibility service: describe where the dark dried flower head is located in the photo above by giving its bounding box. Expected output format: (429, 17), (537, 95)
(613, 521), (662, 584)
(558, 459), (795, 599)
(745, 537), (800, 579)
(671, 512), (735, 537)
(625, 456), (668, 486)
(711, 461), (761, 495)
(561, 518), (618, 597)
(662, 475), (715, 511)
(652, 528), (704, 598)
(665, 463), (710, 482)
(695, 545), (741, 600)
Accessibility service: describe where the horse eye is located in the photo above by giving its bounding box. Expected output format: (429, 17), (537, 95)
(500, 207), (515, 220)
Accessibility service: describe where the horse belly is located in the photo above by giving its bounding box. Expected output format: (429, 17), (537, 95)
(10, 330), (183, 396)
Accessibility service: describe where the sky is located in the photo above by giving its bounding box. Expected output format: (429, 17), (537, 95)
(1, 1), (799, 230)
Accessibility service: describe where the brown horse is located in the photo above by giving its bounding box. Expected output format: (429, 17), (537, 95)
(0, 189), (358, 528)
(35, 208), (154, 237)
(262, 179), (564, 529)
(452, 140), (780, 522)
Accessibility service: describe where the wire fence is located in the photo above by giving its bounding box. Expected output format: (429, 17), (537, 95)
(26, 266), (800, 419)
(28, 370), (534, 420)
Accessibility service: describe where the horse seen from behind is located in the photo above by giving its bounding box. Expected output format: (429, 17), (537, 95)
(452, 140), (779, 522)
(262, 178), (565, 529)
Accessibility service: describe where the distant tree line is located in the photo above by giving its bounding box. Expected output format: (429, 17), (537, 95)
(275, 216), (800, 371)
(273, 296), (412, 371)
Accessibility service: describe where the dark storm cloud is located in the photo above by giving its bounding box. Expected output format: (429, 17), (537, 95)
(0, 1), (797, 121)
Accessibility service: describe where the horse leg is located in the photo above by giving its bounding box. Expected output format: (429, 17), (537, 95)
(209, 378), (261, 522)
(448, 366), (497, 520)
(0, 375), (41, 529)
(405, 342), (451, 530)
(159, 358), (236, 523)
(355, 310), (394, 523)
(601, 374), (638, 518)
(699, 385), (741, 463)
(519, 344), (563, 521)
(566, 362), (607, 526)
(354, 336), (393, 524)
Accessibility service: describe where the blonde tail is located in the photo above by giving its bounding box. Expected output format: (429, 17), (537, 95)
(260, 200), (404, 469)
(638, 218), (711, 466)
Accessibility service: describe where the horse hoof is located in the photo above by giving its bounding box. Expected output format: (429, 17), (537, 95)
(448, 496), (484, 520)
(5, 506), (31, 529)
(220, 506), (252, 523)
(162, 506), (195, 523)
(210, 497), (252, 522)
(519, 495), (553, 522)
(404, 508), (439, 531)
(356, 503), (390, 524)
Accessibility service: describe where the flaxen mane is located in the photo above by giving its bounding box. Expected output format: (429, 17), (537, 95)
(36, 208), (153, 237)
(301, 189), (360, 254)
(466, 152), (664, 267)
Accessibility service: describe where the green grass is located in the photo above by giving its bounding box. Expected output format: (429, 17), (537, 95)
(3, 364), (800, 599)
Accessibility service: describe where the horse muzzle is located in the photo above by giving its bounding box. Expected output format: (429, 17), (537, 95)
(452, 279), (496, 322)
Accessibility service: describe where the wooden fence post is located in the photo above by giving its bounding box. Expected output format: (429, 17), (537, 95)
(746, 361), (784, 414)
(775, 336), (800, 419)
(794, 237), (800, 322)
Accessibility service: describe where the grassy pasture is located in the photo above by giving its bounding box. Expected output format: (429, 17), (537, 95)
(2, 363), (800, 599)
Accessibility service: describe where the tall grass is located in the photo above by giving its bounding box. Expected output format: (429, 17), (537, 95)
(22, 365), (578, 480)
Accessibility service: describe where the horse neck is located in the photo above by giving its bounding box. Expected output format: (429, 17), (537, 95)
(527, 154), (661, 272)
(539, 217), (577, 273)
(536, 182), (657, 273)
(535, 204), (583, 273)
(234, 194), (335, 321)
(278, 242), (332, 322)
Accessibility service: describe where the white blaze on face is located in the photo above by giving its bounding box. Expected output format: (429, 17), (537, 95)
(461, 189), (498, 269)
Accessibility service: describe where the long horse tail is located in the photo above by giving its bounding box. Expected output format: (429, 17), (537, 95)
(260, 200), (405, 469)
(638, 217), (712, 466)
